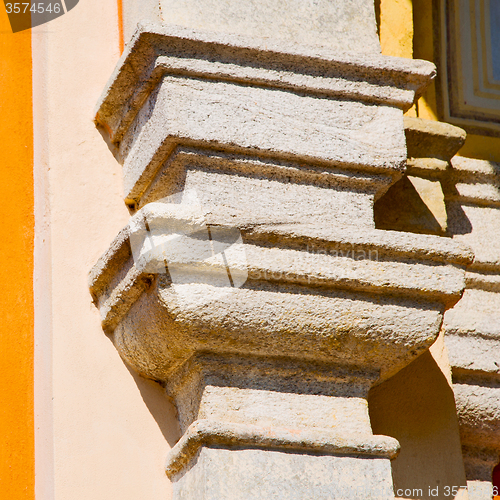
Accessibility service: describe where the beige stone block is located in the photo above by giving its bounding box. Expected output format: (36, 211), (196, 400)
(159, 0), (381, 53)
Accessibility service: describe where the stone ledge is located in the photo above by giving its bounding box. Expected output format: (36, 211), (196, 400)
(89, 214), (472, 335)
(166, 353), (379, 434)
(465, 268), (500, 291)
(374, 118), (467, 236)
(446, 157), (500, 206)
(453, 382), (500, 450)
(461, 445), (500, 483)
(445, 333), (500, 375)
(131, 146), (395, 214)
(115, 78), (408, 204)
(164, 419), (400, 478)
(404, 117), (466, 165)
(167, 353), (378, 403)
(89, 220), (473, 298)
(95, 22), (435, 145)
(443, 286), (500, 344)
(243, 223), (473, 266)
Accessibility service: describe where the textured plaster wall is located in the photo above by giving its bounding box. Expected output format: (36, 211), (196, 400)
(32, 1), (177, 498)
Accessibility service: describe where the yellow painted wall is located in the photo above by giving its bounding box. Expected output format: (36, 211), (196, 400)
(0, 5), (34, 500)
(412, 0), (439, 121)
(378, 0), (414, 59)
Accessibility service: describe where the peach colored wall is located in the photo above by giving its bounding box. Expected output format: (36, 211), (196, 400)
(0, 6), (34, 500)
(369, 334), (468, 500)
(32, 1), (177, 498)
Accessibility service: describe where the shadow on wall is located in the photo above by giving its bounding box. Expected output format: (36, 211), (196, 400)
(369, 349), (467, 500)
(374, 176), (473, 237)
(374, 177), (445, 236)
(125, 364), (182, 448)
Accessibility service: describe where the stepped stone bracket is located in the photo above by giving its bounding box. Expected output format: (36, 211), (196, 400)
(95, 23), (436, 212)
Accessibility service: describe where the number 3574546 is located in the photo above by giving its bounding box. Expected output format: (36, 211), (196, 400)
(5, 3), (61, 14)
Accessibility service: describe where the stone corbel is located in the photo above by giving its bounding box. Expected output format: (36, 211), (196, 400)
(374, 117), (466, 236)
(91, 19), (472, 500)
(95, 22), (435, 213)
(90, 201), (471, 498)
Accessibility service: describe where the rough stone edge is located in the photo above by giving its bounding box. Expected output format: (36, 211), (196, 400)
(243, 223), (473, 267)
(444, 324), (500, 346)
(465, 268), (500, 292)
(461, 444), (500, 480)
(446, 156), (500, 206)
(406, 158), (449, 178)
(164, 419), (400, 478)
(166, 352), (379, 403)
(453, 383), (500, 453)
(90, 220), (473, 298)
(131, 145), (396, 210)
(451, 156), (500, 178)
(88, 216), (472, 333)
(89, 226), (132, 303)
(95, 22), (435, 143)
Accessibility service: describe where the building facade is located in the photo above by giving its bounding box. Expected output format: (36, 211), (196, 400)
(0, 0), (499, 499)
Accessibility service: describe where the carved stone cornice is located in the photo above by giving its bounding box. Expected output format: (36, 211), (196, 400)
(95, 23), (435, 209)
(404, 117), (466, 179)
(90, 208), (471, 382)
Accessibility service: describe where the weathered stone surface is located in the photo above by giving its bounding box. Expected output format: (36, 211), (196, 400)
(171, 446), (395, 500)
(444, 285), (500, 358)
(96, 23), (435, 140)
(404, 117), (466, 166)
(90, 17), (458, 500)
(89, 202), (471, 383)
(159, 0), (382, 54)
(453, 382), (500, 451)
(460, 445), (500, 485)
(119, 75), (405, 198)
(162, 354), (402, 484)
(95, 23), (435, 211)
(164, 356), (399, 497)
(166, 420), (399, 476)
(132, 147), (393, 228)
(446, 157), (500, 265)
(166, 354), (378, 435)
(443, 279), (500, 468)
